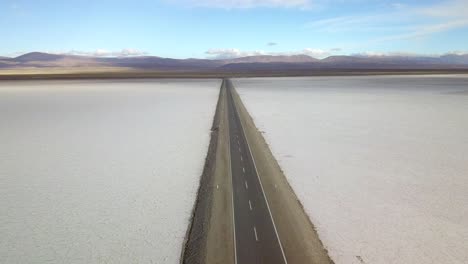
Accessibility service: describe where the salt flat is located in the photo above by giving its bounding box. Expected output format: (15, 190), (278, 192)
(0, 79), (220, 263)
(235, 75), (468, 264)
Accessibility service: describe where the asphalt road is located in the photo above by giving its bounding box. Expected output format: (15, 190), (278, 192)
(225, 79), (288, 264)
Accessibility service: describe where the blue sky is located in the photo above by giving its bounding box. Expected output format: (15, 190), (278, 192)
(1, 0), (467, 58)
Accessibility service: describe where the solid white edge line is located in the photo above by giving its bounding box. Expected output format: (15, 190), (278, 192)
(253, 226), (259, 241)
(227, 82), (238, 264)
(231, 82), (289, 264)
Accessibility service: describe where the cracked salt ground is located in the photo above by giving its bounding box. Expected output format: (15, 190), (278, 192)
(0, 79), (220, 263)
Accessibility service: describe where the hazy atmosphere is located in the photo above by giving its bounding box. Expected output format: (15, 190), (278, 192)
(1, 0), (468, 58)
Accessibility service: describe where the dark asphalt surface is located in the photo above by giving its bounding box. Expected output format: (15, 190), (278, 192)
(225, 79), (288, 264)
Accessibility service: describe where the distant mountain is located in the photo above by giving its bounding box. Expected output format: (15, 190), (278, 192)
(14, 52), (69, 62)
(98, 56), (223, 69)
(1, 52), (468, 72)
(1, 52), (224, 70)
(323, 55), (444, 65)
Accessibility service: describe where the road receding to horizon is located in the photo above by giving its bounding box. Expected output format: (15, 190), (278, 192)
(227, 80), (288, 264)
(184, 79), (332, 264)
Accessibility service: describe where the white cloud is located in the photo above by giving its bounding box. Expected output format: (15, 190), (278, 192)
(352, 51), (438, 57)
(300, 48), (331, 58)
(205, 48), (267, 59)
(267, 42), (278, 46)
(118, 48), (148, 56)
(205, 48), (468, 60)
(444, 50), (468, 55)
(61, 49), (148, 57)
(351, 50), (468, 57)
(169, 0), (312, 9)
(205, 47), (336, 59)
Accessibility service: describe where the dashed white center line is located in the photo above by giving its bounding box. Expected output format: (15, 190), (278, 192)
(239, 146), (241, 152)
(253, 226), (259, 241)
(240, 156), (243, 161)
(245, 181), (248, 189)
(242, 167), (245, 173)
(216, 184), (219, 189)
(249, 200), (253, 211)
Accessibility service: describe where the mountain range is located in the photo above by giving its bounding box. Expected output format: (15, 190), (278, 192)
(1, 52), (468, 73)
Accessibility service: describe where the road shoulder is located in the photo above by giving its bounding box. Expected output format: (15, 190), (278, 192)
(231, 86), (334, 264)
(182, 81), (234, 264)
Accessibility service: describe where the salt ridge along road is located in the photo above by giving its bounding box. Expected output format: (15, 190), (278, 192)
(226, 79), (287, 264)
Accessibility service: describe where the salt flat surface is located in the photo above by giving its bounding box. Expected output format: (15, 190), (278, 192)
(235, 75), (468, 264)
(0, 79), (220, 263)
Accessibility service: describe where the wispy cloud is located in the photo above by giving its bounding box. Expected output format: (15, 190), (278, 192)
(168, 0), (312, 9)
(306, 13), (412, 33)
(417, 0), (468, 18)
(267, 42), (278, 46)
(372, 18), (468, 42)
(205, 47), (337, 59)
(306, 0), (468, 41)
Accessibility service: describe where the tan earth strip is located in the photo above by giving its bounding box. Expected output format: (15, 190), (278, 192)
(181, 81), (234, 264)
(230, 86), (334, 264)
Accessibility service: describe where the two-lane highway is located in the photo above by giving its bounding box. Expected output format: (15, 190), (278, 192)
(226, 79), (288, 264)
